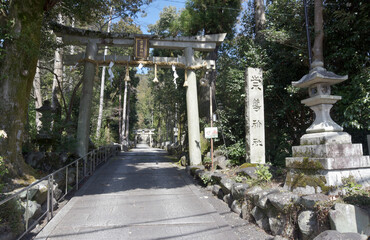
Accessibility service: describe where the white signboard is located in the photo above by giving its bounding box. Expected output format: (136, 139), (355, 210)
(245, 68), (265, 163)
(204, 127), (218, 139)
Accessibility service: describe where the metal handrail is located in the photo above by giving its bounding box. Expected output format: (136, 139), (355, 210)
(0, 144), (121, 240)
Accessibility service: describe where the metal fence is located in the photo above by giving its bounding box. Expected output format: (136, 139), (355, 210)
(0, 145), (121, 240)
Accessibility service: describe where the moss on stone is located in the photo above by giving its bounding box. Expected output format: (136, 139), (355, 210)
(240, 163), (258, 168)
(290, 158), (324, 171)
(286, 171), (332, 194)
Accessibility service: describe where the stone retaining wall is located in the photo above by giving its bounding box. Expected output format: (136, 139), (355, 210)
(187, 166), (369, 240)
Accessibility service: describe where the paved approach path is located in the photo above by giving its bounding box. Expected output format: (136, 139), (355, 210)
(36, 144), (246, 240)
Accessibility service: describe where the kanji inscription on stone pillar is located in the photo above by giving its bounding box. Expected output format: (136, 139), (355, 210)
(245, 68), (265, 164)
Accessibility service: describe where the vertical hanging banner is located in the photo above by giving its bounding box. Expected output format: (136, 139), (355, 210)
(134, 37), (149, 60)
(245, 68), (265, 164)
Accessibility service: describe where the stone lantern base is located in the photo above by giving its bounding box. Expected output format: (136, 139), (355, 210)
(284, 135), (370, 194)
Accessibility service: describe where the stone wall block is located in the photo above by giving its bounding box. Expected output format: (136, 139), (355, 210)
(298, 210), (318, 240)
(329, 203), (370, 235)
(231, 183), (249, 200)
(252, 188), (280, 208)
(219, 177), (235, 195)
(231, 200), (242, 215)
(236, 167), (258, 179)
(251, 206), (270, 231)
(299, 194), (330, 210)
(214, 155), (229, 169)
(245, 186), (263, 201)
(313, 230), (367, 240)
(223, 194), (233, 207)
(268, 192), (299, 212)
(211, 184), (224, 199)
(241, 201), (252, 221)
(210, 172), (225, 184)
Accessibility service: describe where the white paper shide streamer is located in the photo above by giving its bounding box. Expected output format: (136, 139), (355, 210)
(172, 65), (179, 87)
(108, 61), (114, 84)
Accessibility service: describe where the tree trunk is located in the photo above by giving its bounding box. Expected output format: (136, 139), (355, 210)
(33, 61), (43, 131)
(0, 0), (47, 177)
(255, 0), (266, 40)
(96, 7), (112, 138)
(312, 0), (324, 63)
(52, 13), (63, 110)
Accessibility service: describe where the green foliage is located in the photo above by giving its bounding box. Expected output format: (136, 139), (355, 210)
(340, 175), (369, 207)
(219, 141), (245, 166)
(0, 198), (24, 234)
(0, 130), (8, 192)
(342, 175), (363, 196)
(255, 163), (272, 183)
(180, 0), (242, 36)
(200, 173), (214, 186)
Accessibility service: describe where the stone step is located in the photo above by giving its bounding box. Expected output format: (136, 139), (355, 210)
(286, 156), (370, 170)
(292, 143), (364, 158)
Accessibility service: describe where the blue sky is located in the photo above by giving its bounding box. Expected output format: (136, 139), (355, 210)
(133, 0), (186, 34)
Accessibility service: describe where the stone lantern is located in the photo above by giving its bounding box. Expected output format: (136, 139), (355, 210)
(284, 61), (370, 193)
(36, 100), (54, 151)
(292, 60), (349, 145)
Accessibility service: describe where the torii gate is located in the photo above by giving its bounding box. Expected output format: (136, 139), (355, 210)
(52, 24), (226, 165)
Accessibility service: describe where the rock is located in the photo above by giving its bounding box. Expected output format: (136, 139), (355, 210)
(231, 183), (249, 200)
(266, 205), (294, 237)
(34, 180), (49, 204)
(194, 169), (205, 178)
(223, 194), (233, 207)
(329, 203), (370, 235)
(180, 155), (187, 166)
(219, 177), (235, 195)
(241, 201), (251, 221)
(53, 187), (62, 201)
(273, 236), (289, 240)
(214, 149), (223, 157)
(292, 185), (319, 195)
(186, 165), (204, 176)
(251, 206), (270, 231)
(251, 188), (280, 209)
(245, 186), (263, 201)
(16, 185), (38, 200)
(299, 194), (330, 210)
(0, 232), (15, 240)
(230, 200), (242, 215)
(212, 185), (224, 199)
(34, 181), (61, 205)
(214, 155), (229, 169)
(237, 167), (257, 179)
(25, 152), (45, 168)
(313, 230), (367, 240)
(210, 171), (225, 184)
(298, 210), (317, 239)
(21, 200), (41, 222)
(268, 192), (299, 212)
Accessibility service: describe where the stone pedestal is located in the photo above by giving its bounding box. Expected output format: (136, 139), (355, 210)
(285, 61), (370, 192)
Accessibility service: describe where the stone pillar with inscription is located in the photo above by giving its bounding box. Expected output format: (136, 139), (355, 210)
(245, 68), (265, 164)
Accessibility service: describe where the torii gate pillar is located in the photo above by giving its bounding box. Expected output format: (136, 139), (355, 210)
(77, 41), (98, 158)
(185, 47), (202, 165)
